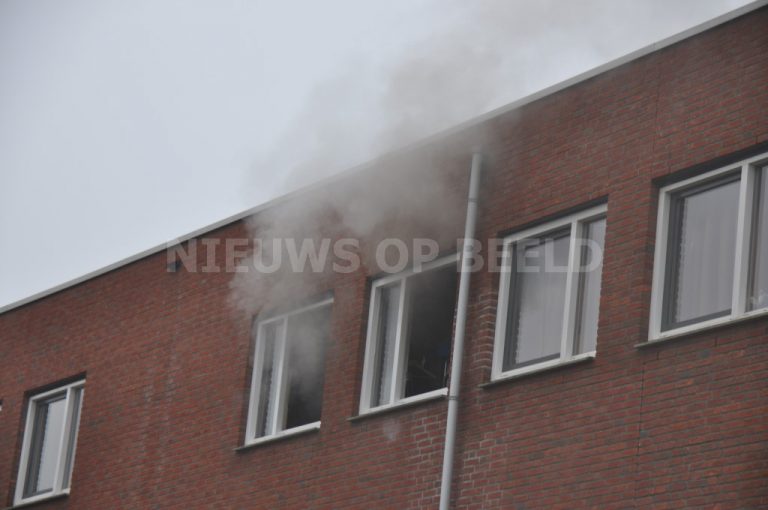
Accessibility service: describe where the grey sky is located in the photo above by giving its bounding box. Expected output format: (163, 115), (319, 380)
(0, 0), (752, 308)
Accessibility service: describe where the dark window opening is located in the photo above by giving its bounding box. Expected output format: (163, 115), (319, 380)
(403, 265), (458, 398)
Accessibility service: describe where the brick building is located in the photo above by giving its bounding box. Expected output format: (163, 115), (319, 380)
(2, 4), (767, 509)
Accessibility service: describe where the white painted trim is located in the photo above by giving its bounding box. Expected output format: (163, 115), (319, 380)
(14, 380), (85, 506)
(649, 190), (671, 340)
(357, 388), (448, 417)
(503, 205), (608, 245)
(258, 297), (334, 324)
(648, 151), (768, 342)
(3, 1), (766, 316)
(242, 421), (321, 448)
(359, 254), (458, 413)
(244, 299), (332, 444)
(491, 352), (596, 382)
(645, 306), (768, 345)
(369, 253), (460, 288)
(491, 205), (607, 381)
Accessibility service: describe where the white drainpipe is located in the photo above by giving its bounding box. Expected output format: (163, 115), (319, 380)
(439, 151), (482, 510)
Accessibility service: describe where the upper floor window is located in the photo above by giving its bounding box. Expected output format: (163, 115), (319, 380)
(359, 255), (458, 413)
(650, 152), (768, 340)
(245, 298), (332, 444)
(15, 380), (85, 506)
(492, 205), (607, 380)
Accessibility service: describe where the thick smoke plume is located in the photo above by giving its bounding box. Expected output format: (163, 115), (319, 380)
(232, 0), (748, 316)
(229, 0), (749, 433)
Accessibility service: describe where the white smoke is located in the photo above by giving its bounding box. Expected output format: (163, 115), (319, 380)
(229, 0), (751, 423)
(232, 0), (751, 315)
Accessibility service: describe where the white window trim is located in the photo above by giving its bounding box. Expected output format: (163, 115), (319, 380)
(15, 379), (85, 507)
(359, 254), (459, 415)
(243, 421), (321, 448)
(649, 151), (768, 342)
(244, 298), (333, 446)
(492, 204), (608, 381)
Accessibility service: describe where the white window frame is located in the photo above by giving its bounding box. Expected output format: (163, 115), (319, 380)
(492, 204), (608, 381)
(244, 298), (332, 446)
(358, 254), (459, 414)
(15, 379), (85, 506)
(649, 151), (768, 341)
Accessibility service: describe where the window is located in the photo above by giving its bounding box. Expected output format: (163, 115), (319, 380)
(245, 299), (332, 444)
(650, 153), (768, 340)
(492, 205), (607, 379)
(359, 255), (458, 413)
(15, 380), (85, 506)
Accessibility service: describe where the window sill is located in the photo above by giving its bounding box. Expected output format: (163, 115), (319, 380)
(640, 307), (768, 348)
(5, 492), (69, 510)
(349, 388), (447, 422)
(481, 354), (595, 389)
(235, 422), (320, 452)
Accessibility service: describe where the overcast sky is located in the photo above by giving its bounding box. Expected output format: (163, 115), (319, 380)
(0, 0), (753, 308)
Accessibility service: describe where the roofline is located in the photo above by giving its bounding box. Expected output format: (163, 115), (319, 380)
(1, 0), (766, 316)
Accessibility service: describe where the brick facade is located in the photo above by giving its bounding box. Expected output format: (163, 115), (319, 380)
(1, 7), (767, 509)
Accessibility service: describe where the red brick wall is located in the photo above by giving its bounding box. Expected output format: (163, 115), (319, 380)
(1, 8), (767, 509)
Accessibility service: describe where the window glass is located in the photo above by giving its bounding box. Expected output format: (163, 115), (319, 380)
(24, 396), (66, 497)
(61, 390), (82, 488)
(650, 154), (768, 339)
(574, 218), (606, 355)
(749, 167), (768, 311)
(17, 381), (84, 505)
(504, 231), (570, 370)
(255, 323), (279, 438)
(371, 284), (400, 407)
(664, 177), (740, 328)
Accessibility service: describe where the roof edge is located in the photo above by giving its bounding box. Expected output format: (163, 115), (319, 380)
(1, 0), (766, 316)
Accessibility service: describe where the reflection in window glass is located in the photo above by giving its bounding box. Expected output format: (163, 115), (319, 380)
(574, 218), (606, 355)
(25, 397), (66, 497)
(61, 390), (82, 487)
(504, 231), (570, 370)
(665, 177), (740, 329)
(371, 284), (400, 407)
(255, 323), (278, 438)
(750, 167), (768, 311)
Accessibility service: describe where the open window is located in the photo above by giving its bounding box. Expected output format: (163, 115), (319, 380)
(649, 152), (768, 340)
(245, 298), (332, 444)
(15, 380), (85, 506)
(359, 255), (458, 413)
(492, 205), (607, 380)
